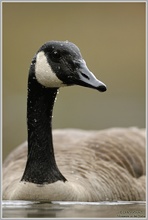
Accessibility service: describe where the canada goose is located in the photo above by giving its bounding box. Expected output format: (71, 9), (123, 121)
(3, 41), (145, 201)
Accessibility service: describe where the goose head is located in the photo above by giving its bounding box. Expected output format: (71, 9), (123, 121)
(31, 40), (107, 91)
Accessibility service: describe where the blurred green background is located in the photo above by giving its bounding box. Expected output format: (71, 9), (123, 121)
(3, 2), (146, 160)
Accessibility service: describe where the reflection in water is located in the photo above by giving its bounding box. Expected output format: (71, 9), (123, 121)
(2, 201), (146, 218)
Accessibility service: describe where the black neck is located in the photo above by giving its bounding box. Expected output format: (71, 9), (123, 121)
(21, 67), (66, 184)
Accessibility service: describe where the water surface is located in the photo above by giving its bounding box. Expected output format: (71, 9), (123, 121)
(2, 200), (146, 218)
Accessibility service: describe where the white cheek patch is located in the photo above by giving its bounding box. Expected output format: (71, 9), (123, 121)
(35, 51), (65, 88)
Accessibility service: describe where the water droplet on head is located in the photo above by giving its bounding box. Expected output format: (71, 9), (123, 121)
(54, 97), (57, 103)
(68, 76), (72, 79)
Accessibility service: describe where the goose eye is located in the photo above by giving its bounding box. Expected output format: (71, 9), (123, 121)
(51, 50), (61, 61)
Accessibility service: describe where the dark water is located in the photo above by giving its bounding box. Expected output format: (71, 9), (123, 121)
(2, 201), (146, 218)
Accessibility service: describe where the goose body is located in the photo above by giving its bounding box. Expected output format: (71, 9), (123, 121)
(3, 41), (146, 201)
